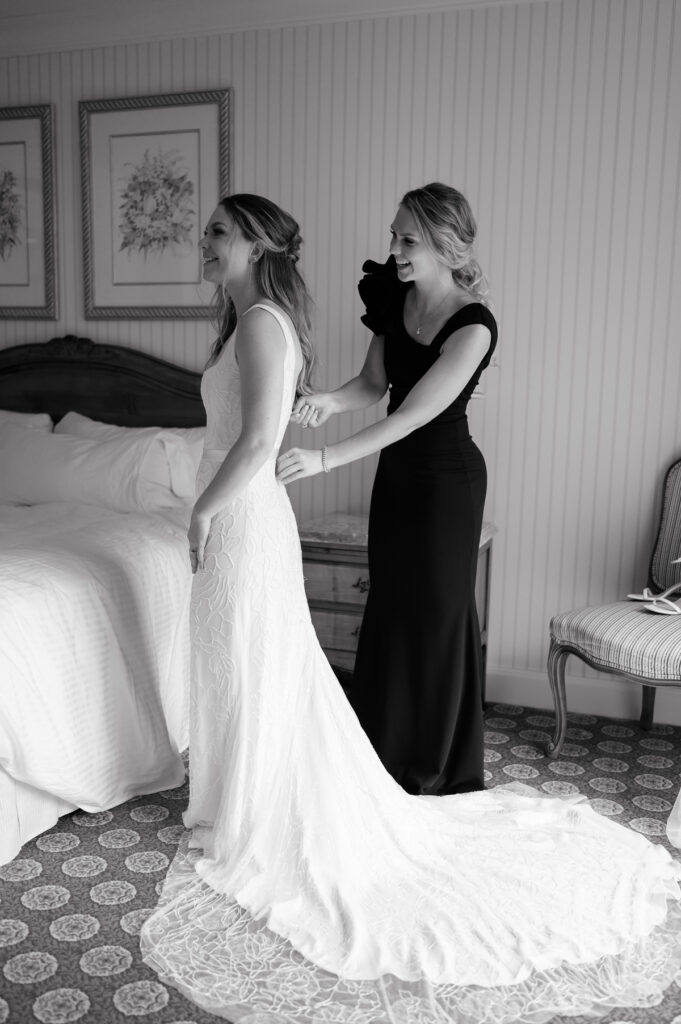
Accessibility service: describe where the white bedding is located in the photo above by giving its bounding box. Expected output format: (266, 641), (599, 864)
(0, 502), (192, 864)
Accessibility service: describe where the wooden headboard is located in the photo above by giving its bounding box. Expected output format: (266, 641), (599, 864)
(0, 335), (205, 427)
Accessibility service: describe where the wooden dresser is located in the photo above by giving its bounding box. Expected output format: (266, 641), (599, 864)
(299, 513), (496, 699)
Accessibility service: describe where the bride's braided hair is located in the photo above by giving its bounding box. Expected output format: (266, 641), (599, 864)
(207, 193), (316, 397)
(400, 183), (489, 305)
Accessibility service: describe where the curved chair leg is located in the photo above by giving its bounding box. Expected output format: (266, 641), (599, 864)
(546, 641), (569, 758)
(640, 685), (656, 731)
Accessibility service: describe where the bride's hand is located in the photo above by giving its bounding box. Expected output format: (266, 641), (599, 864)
(187, 509), (212, 573)
(290, 392), (336, 428)
(276, 448), (324, 485)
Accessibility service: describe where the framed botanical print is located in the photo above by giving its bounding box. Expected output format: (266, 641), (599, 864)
(79, 89), (231, 319)
(0, 104), (57, 319)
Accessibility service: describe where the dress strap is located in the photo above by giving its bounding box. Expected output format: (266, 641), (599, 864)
(241, 302), (294, 350)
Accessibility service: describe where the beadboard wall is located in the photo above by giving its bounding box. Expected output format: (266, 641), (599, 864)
(1, 0), (680, 718)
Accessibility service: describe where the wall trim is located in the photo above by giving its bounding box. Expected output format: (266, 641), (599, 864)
(0, 0), (562, 60)
(487, 667), (681, 728)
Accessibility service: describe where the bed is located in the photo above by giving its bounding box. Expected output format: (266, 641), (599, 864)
(0, 334), (205, 865)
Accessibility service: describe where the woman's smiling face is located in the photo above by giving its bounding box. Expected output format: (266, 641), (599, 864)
(388, 205), (441, 283)
(199, 206), (252, 287)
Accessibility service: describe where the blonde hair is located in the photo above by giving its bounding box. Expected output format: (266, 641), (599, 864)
(207, 193), (316, 396)
(400, 182), (489, 305)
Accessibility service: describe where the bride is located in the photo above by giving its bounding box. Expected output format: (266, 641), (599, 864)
(140, 192), (681, 1024)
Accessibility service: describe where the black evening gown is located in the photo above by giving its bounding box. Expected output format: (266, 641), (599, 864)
(348, 257), (498, 796)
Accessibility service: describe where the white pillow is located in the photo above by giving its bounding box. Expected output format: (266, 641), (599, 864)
(159, 426), (205, 478)
(0, 422), (188, 512)
(55, 411), (201, 503)
(0, 409), (53, 432)
(171, 428), (206, 477)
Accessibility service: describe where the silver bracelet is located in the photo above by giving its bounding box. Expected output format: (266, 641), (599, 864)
(321, 446), (330, 473)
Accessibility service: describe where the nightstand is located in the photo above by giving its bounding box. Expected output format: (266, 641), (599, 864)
(299, 513), (496, 700)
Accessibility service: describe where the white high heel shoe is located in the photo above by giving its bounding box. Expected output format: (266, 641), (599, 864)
(628, 557), (681, 602)
(628, 583), (681, 602)
(643, 596), (681, 616)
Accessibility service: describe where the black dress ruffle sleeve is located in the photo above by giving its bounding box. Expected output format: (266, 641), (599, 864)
(357, 255), (407, 335)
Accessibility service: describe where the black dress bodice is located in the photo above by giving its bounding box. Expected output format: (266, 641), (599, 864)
(358, 256), (498, 434)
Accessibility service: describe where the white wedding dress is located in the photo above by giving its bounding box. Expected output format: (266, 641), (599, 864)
(141, 302), (681, 1023)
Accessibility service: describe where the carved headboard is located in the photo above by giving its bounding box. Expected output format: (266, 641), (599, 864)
(0, 335), (205, 428)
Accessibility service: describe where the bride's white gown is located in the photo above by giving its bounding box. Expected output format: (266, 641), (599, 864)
(140, 303), (681, 1023)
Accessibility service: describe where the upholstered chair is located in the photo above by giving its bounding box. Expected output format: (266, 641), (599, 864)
(546, 457), (681, 758)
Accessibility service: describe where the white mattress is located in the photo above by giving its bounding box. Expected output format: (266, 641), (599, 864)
(0, 502), (192, 864)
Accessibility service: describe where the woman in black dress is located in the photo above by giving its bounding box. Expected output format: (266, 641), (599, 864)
(277, 182), (497, 796)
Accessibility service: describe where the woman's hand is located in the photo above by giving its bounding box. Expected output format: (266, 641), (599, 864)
(276, 448), (324, 485)
(187, 508), (212, 574)
(290, 392), (336, 428)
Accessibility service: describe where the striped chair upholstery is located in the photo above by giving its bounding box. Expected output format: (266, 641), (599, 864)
(546, 458), (681, 757)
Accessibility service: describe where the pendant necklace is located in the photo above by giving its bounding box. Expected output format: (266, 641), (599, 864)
(414, 291), (452, 336)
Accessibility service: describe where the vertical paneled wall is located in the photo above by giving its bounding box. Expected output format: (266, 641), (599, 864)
(1, 0), (680, 701)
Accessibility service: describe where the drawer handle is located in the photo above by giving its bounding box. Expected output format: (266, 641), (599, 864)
(351, 625), (362, 638)
(352, 576), (370, 594)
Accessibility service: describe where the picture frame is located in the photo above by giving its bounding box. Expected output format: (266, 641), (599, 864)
(79, 89), (231, 319)
(0, 104), (57, 319)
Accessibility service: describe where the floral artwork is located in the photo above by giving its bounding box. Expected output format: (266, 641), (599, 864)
(0, 103), (56, 318)
(118, 148), (195, 259)
(0, 167), (22, 261)
(79, 89), (230, 317)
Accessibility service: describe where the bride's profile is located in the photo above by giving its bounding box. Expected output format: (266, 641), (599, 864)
(140, 191), (681, 1024)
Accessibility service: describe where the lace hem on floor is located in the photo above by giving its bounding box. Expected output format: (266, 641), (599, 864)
(140, 837), (681, 1024)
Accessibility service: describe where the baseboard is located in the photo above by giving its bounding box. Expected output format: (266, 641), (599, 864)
(486, 665), (681, 727)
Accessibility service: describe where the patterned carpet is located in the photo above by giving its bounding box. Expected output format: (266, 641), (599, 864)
(2, 702), (681, 1024)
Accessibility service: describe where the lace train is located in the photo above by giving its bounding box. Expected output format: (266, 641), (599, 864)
(141, 827), (681, 1024)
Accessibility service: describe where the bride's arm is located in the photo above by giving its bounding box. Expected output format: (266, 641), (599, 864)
(291, 335), (388, 428)
(188, 309), (286, 569)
